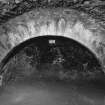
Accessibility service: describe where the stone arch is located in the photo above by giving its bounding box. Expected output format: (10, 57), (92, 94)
(0, 8), (105, 72)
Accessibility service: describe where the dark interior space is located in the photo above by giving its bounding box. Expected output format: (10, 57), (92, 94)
(0, 36), (105, 105)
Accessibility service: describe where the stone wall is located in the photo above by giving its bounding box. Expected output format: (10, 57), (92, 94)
(0, 8), (105, 68)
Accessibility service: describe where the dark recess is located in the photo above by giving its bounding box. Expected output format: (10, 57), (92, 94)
(0, 35), (104, 88)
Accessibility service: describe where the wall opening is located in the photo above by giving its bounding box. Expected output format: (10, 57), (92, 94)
(0, 35), (104, 86)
